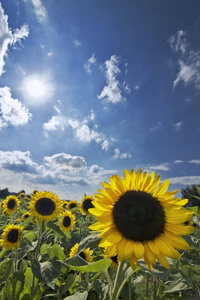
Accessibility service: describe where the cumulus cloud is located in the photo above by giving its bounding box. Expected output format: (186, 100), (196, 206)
(44, 153), (87, 173)
(169, 30), (200, 92)
(43, 115), (68, 137)
(0, 150), (43, 174)
(24, 0), (47, 23)
(113, 148), (132, 159)
(0, 86), (32, 130)
(98, 55), (130, 104)
(0, 3), (29, 76)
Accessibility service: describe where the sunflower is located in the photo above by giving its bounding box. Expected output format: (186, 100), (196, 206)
(89, 169), (194, 270)
(0, 201), (5, 209)
(80, 195), (95, 215)
(32, 189), (38, 195)
(28, 190), (62, 222)
(104, 246), (118, 269)
(22, 212), (31, 220)
(0, 224), (23, 250)
(19, 193), (25, 198)
(4, 195), (20, 214)
(62, 200), (69, 210)
(59, 211), (75, 232)
(69, 243), (93, 263)
(68, 200), (79, 210)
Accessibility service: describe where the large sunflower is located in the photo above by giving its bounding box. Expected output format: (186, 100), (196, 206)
(68, 200), (79, 211)
(69, 243), (93, 263)
(4, 195), (20, 214)
(59, 211), (75, 232)
(0, 224), (23, 250)
(80, 195), (95, 215)
(89, 169), (194, 270)
(29, 191), (62, 222)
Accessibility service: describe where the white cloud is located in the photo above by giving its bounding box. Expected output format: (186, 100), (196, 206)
(85, 54), (96, 73)
(174, 160), (184, 164)
(144, 163), (170, 172)
(0, 150), (43, 174)
(43, 115), (68, 137)
(98, 55), (129, 104)
(168, 30), (188, 55)
(24, 0), (47, 23)
(74, 40), (81, 47)
(0, 86), (32, 130)
(13, 24), (29, 44)
(169, 176), (200, 185)
(113, 148), (132, 159)
(170, 30), (200, 92)
(173, 121), (182, 131)
(44, 153), (87, 173)
(0, 3), (29, 76)
(150, 122), (162, 132)
(134, 85), (140, 90)
(189, 159), (200, 165)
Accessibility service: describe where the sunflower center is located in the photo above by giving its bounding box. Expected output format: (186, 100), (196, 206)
(69, 203), (76, 209)
(113, 191), (166, 242)
(83, 199), (94, 212)
(7, 229), (19, 243)
(63, 216), (71, 227)
(8, 199), (16, 209)
(35, 197), (56, 216)
(111, 255), (118, 263)
(79, 251), (86, 260)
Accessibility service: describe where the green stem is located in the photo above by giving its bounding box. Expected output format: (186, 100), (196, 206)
(104, 271), (113, 298)
(128, 276), (132, 300)
(30, 221), (44, 300)
(111, 261), (128, 300)
(146, 272), (150, 299)
(12, 249), (18, 300)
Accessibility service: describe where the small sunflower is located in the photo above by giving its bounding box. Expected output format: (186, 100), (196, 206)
(68, 200), (79, 210)
(0, 201), (5, 209)
(22, 212), (31, 220)
(104, 246), (118, 269)
(59, 211), (75, 232)
(29, 190), (62, 222)
(89, 169), (194, 270)
(4, 195), (20, 214)
(19, 193), (25, 198)
(69, 243), (93, 263)
(80, 195), (95, 215)
(62, 200), (69, 210)
(0, 224), (23, 250)
(32, 189), (38, 195)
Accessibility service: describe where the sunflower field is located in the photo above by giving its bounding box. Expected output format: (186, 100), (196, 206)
(0, 169), (200, 300)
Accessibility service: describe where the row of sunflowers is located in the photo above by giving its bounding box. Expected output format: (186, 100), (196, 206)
(0, 169), (200, 299)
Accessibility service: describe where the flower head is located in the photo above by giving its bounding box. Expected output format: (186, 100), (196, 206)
(0, 224), (23, 250)
(22, 212), (31, 220)
(29, 190), (62, 222)
(68, 200), (79, 210)
(69, 243), (93, 263)
(4, 195), (20, 214)
(80, 195), (95, 215)
(59, 211), (75, 232)
(89, 169), (194, 270)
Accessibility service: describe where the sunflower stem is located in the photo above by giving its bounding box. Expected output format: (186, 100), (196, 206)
(104, 271), (113, 298)
(146, 272), (150, 299)
(111, 260), (128, 300)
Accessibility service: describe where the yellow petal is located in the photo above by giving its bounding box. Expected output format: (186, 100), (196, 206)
(156, 254), (169, 269)
(153, 179), (170, 197)
(147, 240), (160, 255)
(146, 174), (160, 193)
(133, 241), (144, 259)
(130, 254), (138, 270)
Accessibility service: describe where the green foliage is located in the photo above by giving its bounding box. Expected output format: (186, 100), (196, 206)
(181, 184), (200, 207)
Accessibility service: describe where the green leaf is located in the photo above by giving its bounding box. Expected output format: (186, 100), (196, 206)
(62, 258), (112, 273)
(1, 272), (25, 300)
(63, 291), (88, 300)
(0, 248), (8, 260)
(188, 206), (200, 217)
(0, 258), (13, 282)
(31, 259), (61, 289)
(164, 278), (188, 293)
(63, 273), (76, 293)
(47, 221), (66, 238)
(41, 244), (66, 260)
(77, 232), (101, 253)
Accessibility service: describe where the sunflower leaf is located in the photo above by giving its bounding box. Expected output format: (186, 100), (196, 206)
(1, 271), (25, 300)
(46, 221), (66, 238)
(0, 258), (13, 282)
(63, 291), (88, 300)
(77, 232), (102, 253)
(31, 259), (61, 289)
(61, 257), (112, 273)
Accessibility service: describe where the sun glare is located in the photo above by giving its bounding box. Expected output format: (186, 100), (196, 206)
(26, 79), (46, 97)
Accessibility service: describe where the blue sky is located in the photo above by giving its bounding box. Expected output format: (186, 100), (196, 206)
(0, 0), (200, 201)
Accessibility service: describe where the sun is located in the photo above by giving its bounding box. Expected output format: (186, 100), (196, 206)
(26, 79), (46, 97)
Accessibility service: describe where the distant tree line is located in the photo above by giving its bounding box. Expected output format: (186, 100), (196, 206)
(0, 188), (25, 199)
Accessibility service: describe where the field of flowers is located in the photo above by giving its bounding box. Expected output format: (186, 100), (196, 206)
(0, 169), (200, 300)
